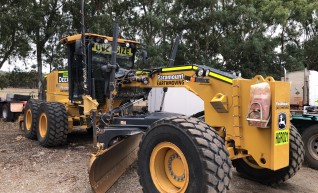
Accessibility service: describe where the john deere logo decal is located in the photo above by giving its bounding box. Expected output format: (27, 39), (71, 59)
(58, 71), (68, 83)
(278, 112), (287, 130)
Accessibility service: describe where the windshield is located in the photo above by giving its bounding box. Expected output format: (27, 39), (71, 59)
(91, 42), (135, 69)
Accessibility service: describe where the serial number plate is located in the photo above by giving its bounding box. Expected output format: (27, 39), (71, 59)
(275, 130), (289, 145)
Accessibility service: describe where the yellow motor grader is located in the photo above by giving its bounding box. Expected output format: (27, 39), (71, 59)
(21, 24), (304, 192)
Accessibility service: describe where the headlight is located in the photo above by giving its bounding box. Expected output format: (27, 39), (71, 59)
(126, 42), (130, 47)
(205, 69), (210, 77)
(104, 39), (108, 44)
(196, 68), (204, 77)
(142, 77), (149, 85)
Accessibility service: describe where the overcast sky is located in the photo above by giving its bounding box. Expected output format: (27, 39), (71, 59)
(1, 59), (51, 73)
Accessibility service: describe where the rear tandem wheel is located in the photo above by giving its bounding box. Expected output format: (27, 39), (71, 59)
(138, 116), (232, 193)
(23, 100), (42, 139)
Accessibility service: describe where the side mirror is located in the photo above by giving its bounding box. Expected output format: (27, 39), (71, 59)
(142, 49), (148, 64)
(75, 40), (82, 55)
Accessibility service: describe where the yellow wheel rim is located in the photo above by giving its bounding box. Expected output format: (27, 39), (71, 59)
(243, 156), (263, 169)
(25, 109), (32, 131)
(150, 142), (189, 193)
(39, 112), (48, 138)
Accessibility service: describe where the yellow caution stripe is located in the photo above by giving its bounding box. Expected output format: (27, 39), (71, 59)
(161, 65), (233, 84)
(161, 65), (196, 72)
(208, 72), (233, 84)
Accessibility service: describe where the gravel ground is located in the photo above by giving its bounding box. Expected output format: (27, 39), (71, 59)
(1, 121), (318, 193)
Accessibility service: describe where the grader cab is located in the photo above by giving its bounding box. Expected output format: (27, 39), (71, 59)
(21, 24), (304, 193)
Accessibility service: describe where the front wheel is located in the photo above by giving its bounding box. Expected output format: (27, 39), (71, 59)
(138, 116), (232, 193)
(233, 125), (304, 185)
(301, 124), (318, 169)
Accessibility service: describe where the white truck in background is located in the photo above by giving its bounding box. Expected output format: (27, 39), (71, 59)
(285, 68), (318, 169)
(285, 69), (318, 108)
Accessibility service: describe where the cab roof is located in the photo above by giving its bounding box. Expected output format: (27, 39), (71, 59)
(60, 33), (140, 45)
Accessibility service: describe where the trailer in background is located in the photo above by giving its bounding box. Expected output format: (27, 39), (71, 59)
(0, 94), (31, 122)
(291, 111), (318, 169)
(285, 69), (318, 108)
(285, 69), (318, 169)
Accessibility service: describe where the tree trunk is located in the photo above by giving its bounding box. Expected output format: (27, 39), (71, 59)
(37, 44), (43, 100)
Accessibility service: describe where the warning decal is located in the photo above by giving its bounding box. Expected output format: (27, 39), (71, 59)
(275, 130), (289, 145)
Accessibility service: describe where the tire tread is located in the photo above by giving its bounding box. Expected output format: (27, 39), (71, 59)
(138, 116), (232, 192)
(23, 100), (42, 139)
(38, 102), (68, 147)
(233, 125), (304, 185)
(301, 124), (318, 169)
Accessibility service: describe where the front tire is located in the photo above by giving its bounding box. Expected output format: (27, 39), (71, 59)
(301, 124), (318, 169)
(37, 102), (68, 147)
(138, 116), (232, 193)
(233, 125), (304, 185)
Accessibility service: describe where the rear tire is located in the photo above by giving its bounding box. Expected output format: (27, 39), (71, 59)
(2, 103), (14, 122)
(233, 125), (304, 185)
(23, 100), (42, 139)
(138, 116), (232, 193)
(37, 102), (68, 147)
(301, 124), (318, 169)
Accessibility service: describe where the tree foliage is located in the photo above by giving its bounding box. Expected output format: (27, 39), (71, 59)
(0, 0), (318, 82)
(0, 69), (37, 89)
(0, 0), (31, 69)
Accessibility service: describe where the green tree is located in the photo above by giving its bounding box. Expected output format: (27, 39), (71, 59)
(24, 0), (68, 97)
(0, 73), (9, 90)
(0, 0), (31, 69)
(304, 35), (318, 71)
(1, 0), (318, 82)
(259, 0), (317, 74)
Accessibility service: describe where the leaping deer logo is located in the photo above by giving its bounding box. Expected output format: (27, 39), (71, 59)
(278, 113), (286, 129)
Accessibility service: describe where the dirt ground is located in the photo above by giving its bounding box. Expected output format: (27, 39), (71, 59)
(1, 121), (318, 193)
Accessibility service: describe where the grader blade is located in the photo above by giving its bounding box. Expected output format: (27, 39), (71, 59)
(88, 133), (143, 193)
